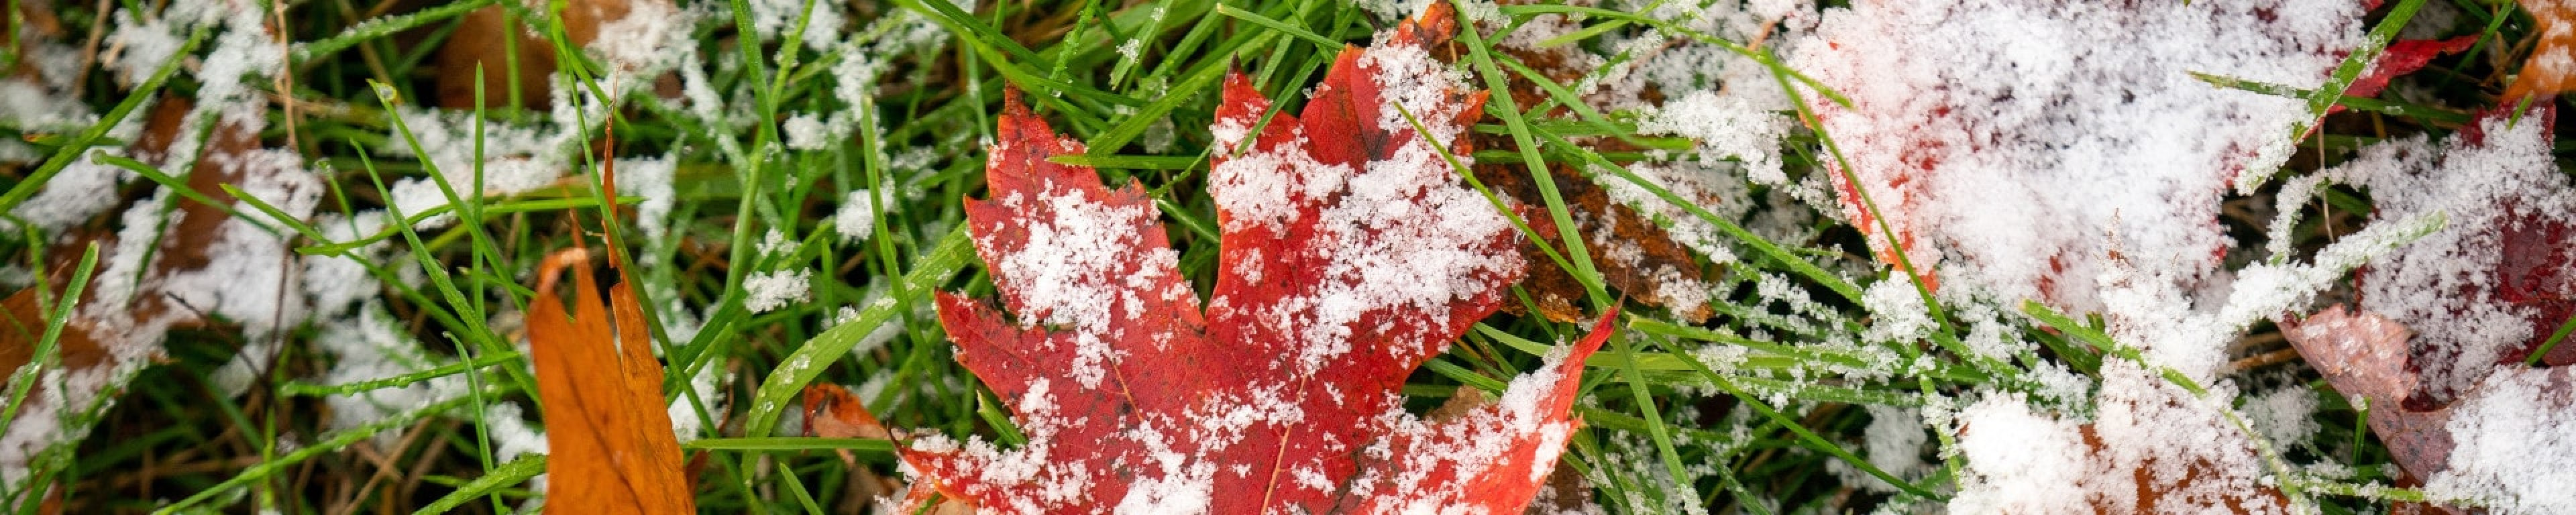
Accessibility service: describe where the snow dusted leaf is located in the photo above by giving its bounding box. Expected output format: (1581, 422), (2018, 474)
(2506, 0), (2576, 101)
(894, 7), (1608, 513)
(1793, 0), (2372, 313)
(3, 103), (321, 488)
(2282, 306), (2576, 514)
(2324, 107), (2576, 402)
(804, 383), (978, 514)
(526, 248), (694, 514)
(804, 382), (891, 441)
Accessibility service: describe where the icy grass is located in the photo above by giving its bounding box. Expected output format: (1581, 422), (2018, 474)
(0, 0), (2559, 512)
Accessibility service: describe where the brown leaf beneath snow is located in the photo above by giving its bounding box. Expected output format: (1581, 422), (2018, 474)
(0, 95), (260, 399)
(0, 288), (109, 384)
(436, 0), (674, 109)
(1457, 1), (1713, 325)
(1485, 164), (1715, 324)
(527, 247), (693, 514)
(2282, 304), (2576, 514)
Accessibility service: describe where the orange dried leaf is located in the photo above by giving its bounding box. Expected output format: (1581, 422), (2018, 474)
(527, 248), (692, 514)
(2508, 0), (2576, 101)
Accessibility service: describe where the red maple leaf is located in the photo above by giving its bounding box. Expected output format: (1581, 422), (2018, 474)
(892, 5), (1611, 514)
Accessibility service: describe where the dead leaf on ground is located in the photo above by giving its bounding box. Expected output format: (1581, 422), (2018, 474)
(886, 5), (1613, 512)
(436, 0), (675, 109)
(527, 247), (693, 514)
(2508, 0), (2576, 101)
(2282, 305), (2576, 514)
(1485, 164), (1715, 323)
(1455, 1), (1715, 325)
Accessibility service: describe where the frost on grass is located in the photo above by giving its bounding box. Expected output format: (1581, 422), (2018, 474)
(1793, 0), (2367, 314)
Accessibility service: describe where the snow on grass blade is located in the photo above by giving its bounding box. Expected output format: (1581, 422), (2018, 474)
(740, 226), (971, 436)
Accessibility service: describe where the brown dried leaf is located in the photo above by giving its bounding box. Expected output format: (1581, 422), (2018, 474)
(435, 0), (659, 109)
(527, 248), (693, 514)
(0, 288), (108, 386)
(1485, 164), (1715, 323)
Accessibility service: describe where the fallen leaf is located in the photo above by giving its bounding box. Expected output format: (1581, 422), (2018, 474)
(2279, 306), (2453, 475)
(1485, 164), (1715, 323)
(526, 247), (693, 514)
(2341, 36), (2478, 113)
(2282, 306), (2576, 514)
(886, 6), (1609, 513)
(1803, 0), (2390, 314)
(437, 0), (673, 109)
(1460, 2), (1715, 324)
(2506, 0), (2576, 101)
(1, 93), (321, 493)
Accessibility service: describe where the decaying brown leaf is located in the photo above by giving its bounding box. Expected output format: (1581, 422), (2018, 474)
(436, 0), (665, 109)
(1456, 2), (1715, 325)
(527, 247), (693, 514)
(2282, 305), (2576, 514)
(1485, 164), (1715, 323)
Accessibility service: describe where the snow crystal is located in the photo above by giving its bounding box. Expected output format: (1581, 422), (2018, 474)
(1949, 395), (2092, 514)
(984, 184), (1177, 335)
(2426, 368), (2576, 514)
(836, 189), (881, 242)
(376, 106), (578, 228)
(1860, 278), (1932, 344)
(747, 0), (842, 50)
(585, 0), (694, 74)
(1792, 0), (2367, 315)
(485, 402), (550, 461)
(783, 112), (843, 150)
(757, 228), (801, 258)
(2241, 386), (2318, 450)
(105, 10), (187, 86)
(302, 213), (390, 318)
(614, 155), (680, 253)
(743, 269), (812, 313)
(1848, 405), (1930, 494)
(1635, 91), (1792, 185)
(1953, 362), (2287, 514)
(10, 155), (139, 235)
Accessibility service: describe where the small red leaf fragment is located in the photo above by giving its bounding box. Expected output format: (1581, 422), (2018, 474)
(2338, 36), (2477, 115)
